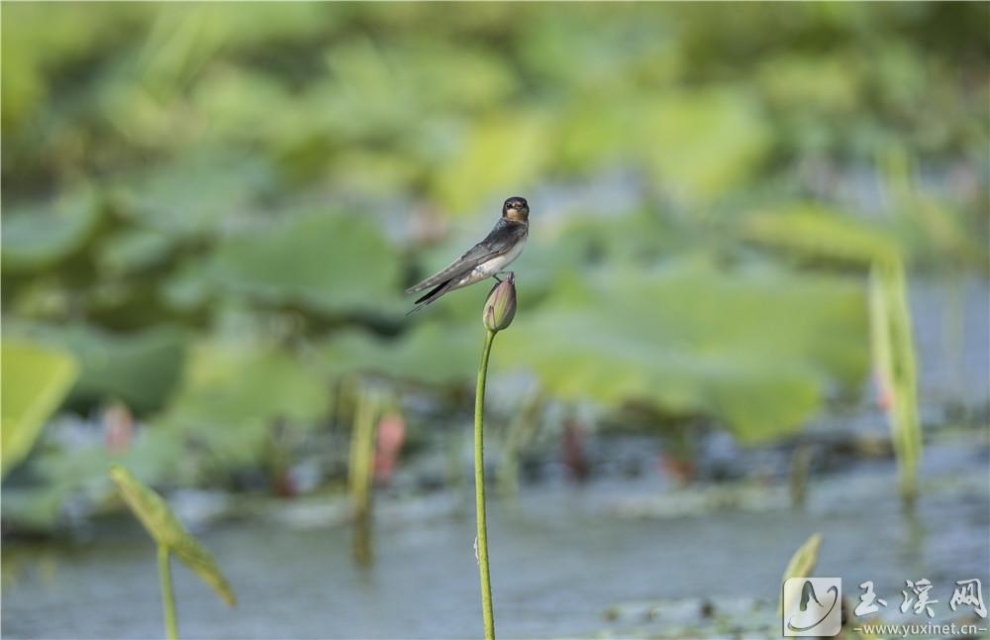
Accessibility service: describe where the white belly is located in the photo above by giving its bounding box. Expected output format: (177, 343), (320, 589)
(453, 236), (527, 289)
(474, 236), (526, 278)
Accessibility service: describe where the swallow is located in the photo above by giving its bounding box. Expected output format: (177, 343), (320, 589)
(406, 196), (529, 314)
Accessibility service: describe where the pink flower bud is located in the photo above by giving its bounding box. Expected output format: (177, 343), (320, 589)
(483, 274), (517, 333)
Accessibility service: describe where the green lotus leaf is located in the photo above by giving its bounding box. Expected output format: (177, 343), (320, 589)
(1, 189), (103, 274)
(1, 341), (79, 478)
(320, 323), (478, 387)
(154, 341), (331, 466)
(110, 465), (236, 607)
(210, 210), (404, 315)
(98, 229), (174, 275)
(742, 203), (904, 265)
(111, 150), (273, 238)
(430, 110), (552, 214)
(640, 88), (772, 203)
(779, 533), (823, 615)
(11, 324), (188, 414)
(499, 257), (868, 442)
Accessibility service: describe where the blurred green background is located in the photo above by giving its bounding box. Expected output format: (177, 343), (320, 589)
(3, 0), (988, 517)
(1, 3), (988, 636)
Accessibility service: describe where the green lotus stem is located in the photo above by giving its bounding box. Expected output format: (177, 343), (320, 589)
(348, 381), (378, 566)
(474, 328), (497, 639)
(158, 544), (178, 640)
(870, 259), (921, 506)
(473, 274), (516, 638)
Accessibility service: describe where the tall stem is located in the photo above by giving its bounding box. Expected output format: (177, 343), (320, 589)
(158, 544), (178, 640)
(349, 381), (377, 567)
(474, 329), (497, 639)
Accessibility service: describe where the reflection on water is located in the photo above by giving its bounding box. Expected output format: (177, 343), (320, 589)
(352, 512), (374, 569)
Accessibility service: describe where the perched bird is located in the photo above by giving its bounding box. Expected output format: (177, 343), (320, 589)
(406, 196), (529, 314)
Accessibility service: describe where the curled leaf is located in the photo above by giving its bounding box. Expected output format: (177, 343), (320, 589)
(110, 465), (236, 607)
(778, 532), (823, 616)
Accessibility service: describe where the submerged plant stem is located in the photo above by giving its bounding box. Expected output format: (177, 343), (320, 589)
(158, 544), (178, 640)
(348, 381), (378, 566)
(870, 260), (921, 506)
(474, 329), (497, 639)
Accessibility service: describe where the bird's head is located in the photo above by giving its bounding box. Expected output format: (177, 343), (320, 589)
(502, 196), (529, 223)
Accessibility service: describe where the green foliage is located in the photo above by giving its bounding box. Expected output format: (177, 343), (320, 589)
(2, 414), (188, 530)
(348, 383), (379, 521)
(110, 464), (236, 607)
(870, 260), (921, 504)
(780, 532), (823, 583)
(1, 189), (104, 274)
(14, 324), (188, 414)
(742, 200), (924, 502)
(1, 341), (79, 478)
(743, 203), (905, 265)
(5, 4), (985, 203)
(1, 2), (984, 518)
(432, 110), (552, 213)
(112, 150), (274, 238)
(210, 210), (404, 316)
(500, 258), (869, 442)
(1, 3), (148, 131)
(154, 341), (331, 468)
(778, 533), (823, 616)
(321, 324), (479, 387)
(641, 88), (772, 203)
(474, 326), (498, 639)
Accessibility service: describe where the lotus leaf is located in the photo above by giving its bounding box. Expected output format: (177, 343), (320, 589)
(210, 210), (403, 316)
(1, 189), (103, 274)
(110, 465), (236, 607)
(431, 111), (551, 214)
(743, 203), (904, 265)
(499, 257), (868, 442)
(778, 532), (823, 615)
(111, 150), (273, 237)
(641, 88), (772, 203)
(154, 341), (330, 466)
(12, 324), (187, 414)
(320, 323), (478, 387)
(1, 341), (78, 478)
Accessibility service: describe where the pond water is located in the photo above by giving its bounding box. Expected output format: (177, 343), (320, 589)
(3, 433), (988, 639)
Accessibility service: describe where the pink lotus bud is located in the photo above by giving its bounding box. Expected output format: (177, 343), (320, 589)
(483, 274), (517, 333)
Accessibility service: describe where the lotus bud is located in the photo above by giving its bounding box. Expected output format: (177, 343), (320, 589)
(483, 274), (517, 333)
